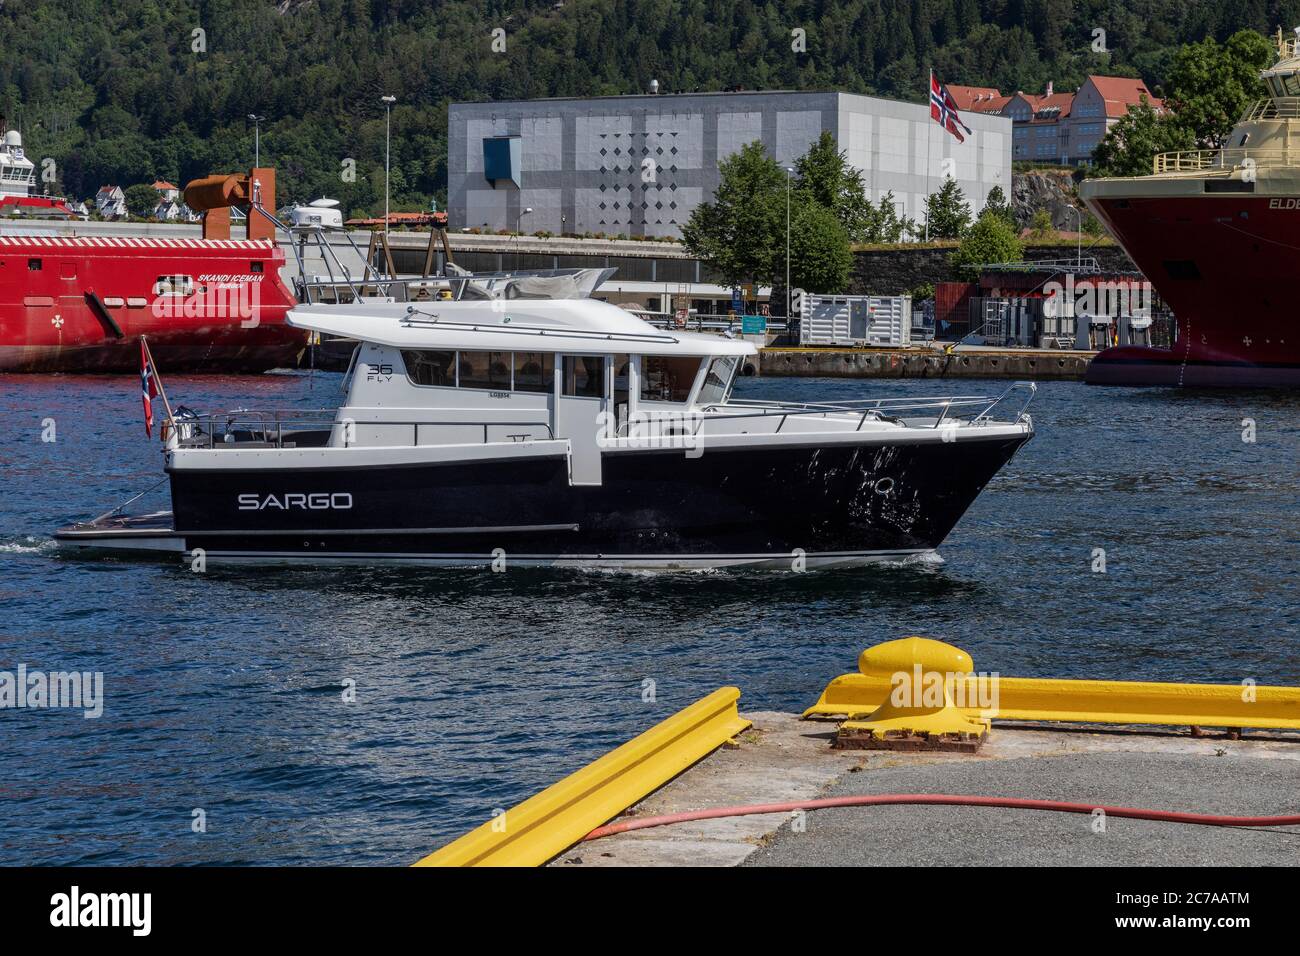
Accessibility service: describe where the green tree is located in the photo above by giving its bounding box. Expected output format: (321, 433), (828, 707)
(1028, 209), (1055, 240)
(865, 191), (918, 243)
(908, 282), (935, 303)
(788, 199), (852, 294)
(982, 185), (1015, 228)
(1165, 30), (1274, 148)
(124, 183), (158, 218)
(793, 131), (874, 241)
(951, 211), (1024, 277)
(1090, 101), (1196, 177)
(680, 141), (784, 288)
(923, 178), (971, 240)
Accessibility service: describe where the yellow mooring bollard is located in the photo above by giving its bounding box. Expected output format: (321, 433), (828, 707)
(806, 636), (1300, 745)
(834, 637), (991, 752)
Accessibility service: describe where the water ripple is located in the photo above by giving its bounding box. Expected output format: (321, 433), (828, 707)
(1, 373), (1297, 864)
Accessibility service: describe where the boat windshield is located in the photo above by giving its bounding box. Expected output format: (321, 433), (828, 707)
(696, 355), (739, 405)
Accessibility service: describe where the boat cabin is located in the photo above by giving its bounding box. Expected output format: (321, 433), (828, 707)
(291, 295), (755, 484)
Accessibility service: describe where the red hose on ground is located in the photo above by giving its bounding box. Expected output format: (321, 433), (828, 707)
(582, 794), (1300, 841)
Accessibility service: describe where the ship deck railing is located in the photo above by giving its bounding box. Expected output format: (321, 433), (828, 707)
(708, 381), (1036, 430)
(1153, 143), (1296, 173)
(1241, 98), (1300, 121)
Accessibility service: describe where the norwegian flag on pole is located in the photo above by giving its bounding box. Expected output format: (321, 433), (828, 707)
(140, 338), (160, 437)
(930, 71), (973, 143)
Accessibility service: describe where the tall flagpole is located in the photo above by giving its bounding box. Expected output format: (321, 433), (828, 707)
(925, 69), (932, 243)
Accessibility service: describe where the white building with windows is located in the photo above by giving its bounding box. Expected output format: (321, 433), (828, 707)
(154, 197), (200, 222)
(94, 185), (127, 219)
(991, 76), (1162, 166)
(449, 90), (1012, 239)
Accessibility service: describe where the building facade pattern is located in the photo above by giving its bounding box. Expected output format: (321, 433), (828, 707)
(450, 91), (1012, 239)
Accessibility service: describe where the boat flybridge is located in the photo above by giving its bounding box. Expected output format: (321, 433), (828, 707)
(56, 275), (1035, 569)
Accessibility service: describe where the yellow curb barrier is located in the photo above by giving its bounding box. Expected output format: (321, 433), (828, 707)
(805, 637), (1300, 732)
(414, 688), (751, 867)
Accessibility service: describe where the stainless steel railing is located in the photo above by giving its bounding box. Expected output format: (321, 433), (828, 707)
(172, 409), (555, 449)
(705, 381), (1037, 431)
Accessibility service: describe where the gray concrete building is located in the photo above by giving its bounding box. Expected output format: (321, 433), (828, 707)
(448, 90), (1013, 240)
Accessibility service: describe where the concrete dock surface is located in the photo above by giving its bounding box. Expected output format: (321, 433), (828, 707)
(552, 713), (1300, 867)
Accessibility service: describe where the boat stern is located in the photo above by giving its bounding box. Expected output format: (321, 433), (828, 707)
(54, 512), (186, 556)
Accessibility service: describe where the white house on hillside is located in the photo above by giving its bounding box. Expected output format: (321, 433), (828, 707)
(152, 180), (180, 202)
(154, 197), (200, 222)
(94, 185), (126, 218)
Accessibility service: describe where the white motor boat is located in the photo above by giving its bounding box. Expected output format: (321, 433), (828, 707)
(56, 277), (1035, 569)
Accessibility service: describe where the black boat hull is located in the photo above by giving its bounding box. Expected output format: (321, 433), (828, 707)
(56, 434), (1030, 568)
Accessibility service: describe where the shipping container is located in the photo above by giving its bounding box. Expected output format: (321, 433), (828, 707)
(934, 282), (976, 339)
(797, 293), (912, 347)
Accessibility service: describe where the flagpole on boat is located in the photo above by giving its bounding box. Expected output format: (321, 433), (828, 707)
(141, 335), (176, 431)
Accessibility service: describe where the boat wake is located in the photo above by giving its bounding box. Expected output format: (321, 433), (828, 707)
(895, 550), (946, 567)
(0, 534), (57, 555)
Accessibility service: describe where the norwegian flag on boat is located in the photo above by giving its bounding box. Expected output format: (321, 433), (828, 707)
(930, 71), (973, 143)
(140, 337), (160, 437)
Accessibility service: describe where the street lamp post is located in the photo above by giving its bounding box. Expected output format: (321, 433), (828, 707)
(1067, 204), (1082, 269)
(247, 114), (263, 167)
(785, 167), (794, 318)
(381, 95), (396, 237)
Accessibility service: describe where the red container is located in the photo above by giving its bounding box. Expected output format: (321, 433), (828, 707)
(934, 281), (976, 337)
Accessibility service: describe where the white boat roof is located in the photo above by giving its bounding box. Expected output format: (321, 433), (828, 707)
(288, 298), (758, 357)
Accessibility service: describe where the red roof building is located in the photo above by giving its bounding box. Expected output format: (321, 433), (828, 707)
(1081, 75), (1163, 118)
(945, 85), (1013, 114)
(1066, 76), (1164, 163)
(1000, 76), (1162, 165)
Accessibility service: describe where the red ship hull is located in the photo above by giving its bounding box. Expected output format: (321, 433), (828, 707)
(0, 235), (305, 372)
(1084, 195), (1300, 388)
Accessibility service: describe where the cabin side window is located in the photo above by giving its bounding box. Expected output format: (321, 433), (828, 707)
(562, 355), (605, 397)
(459, 350), (512, 390)
(155, 275), (194, 296)
(640, 355), (699, 403)
(401, 350), (456, 387)
(513, 352), (554, 393)
(28, 258), (41, 271)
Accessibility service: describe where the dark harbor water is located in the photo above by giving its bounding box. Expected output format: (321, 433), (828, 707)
(1, 370), (1297, 865)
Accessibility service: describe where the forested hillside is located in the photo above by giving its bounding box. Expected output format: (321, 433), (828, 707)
(0, 0), (1294, 216)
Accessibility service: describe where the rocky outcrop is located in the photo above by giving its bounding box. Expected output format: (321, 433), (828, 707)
(1011, 169), (1083, 231)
